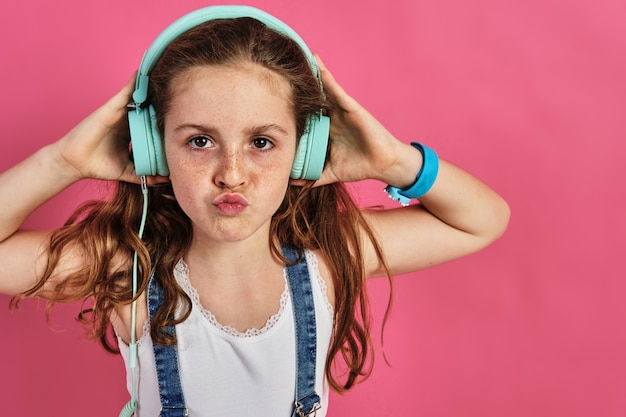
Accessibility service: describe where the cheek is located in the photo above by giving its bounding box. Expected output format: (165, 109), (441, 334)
(165, 160), (191, 197)
(164, 156), (200, 211)
(163, 140), (204, 185)
(261, 158), (293, 193)
(168, 178), (194, 216)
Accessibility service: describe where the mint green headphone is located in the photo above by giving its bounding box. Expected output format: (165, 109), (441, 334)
(128, 5), (330, 180)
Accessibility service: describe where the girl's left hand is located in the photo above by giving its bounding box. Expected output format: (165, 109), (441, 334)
(304, 55), (416, 187)
(295, 57), (510, 278)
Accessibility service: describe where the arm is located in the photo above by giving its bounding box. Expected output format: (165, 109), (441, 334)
(0, 76), (150, 296)
(0, 145), (79, 295)
(313, 56), (510, 278)
(361, 158), (510, 277)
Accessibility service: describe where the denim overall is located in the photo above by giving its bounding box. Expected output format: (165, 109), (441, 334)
(147, 246), (321, 417)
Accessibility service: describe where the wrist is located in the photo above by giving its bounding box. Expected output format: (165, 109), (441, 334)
(379, 141), (424, 188)
(384, 142), (439, 206)
(45, 141), (85, 185)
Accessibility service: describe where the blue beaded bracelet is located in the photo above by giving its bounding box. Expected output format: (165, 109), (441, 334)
(384, 142), (439, 206)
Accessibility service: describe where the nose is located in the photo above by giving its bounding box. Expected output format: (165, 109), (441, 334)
(214, 149), (246, 189)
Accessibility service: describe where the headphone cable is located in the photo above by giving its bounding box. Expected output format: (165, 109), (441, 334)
(119, 176), (149, 417)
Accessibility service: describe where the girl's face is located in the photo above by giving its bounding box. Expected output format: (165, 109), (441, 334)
(163, 63), (297, 246)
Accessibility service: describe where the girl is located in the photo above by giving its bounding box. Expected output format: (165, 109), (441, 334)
(0, 6), (509, 417)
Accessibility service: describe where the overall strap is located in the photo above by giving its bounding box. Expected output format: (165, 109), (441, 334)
(147, 273), (189, 417)
(282, 246), (322, 417)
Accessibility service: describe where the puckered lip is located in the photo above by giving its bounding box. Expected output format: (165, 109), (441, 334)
(213, 193), (249, 207)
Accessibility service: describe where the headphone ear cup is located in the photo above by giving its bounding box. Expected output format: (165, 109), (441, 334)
(128, 106), (169, 176)
(128, 107), (154, 176)
(148, 106), (169, 176)
(290, 113), (330, 180)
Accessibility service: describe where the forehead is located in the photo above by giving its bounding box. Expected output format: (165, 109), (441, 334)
(169, 63), (293, 104)
(164, 63), (296, 131)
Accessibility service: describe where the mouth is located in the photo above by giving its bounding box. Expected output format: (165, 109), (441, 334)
(213, 193), (249, 216)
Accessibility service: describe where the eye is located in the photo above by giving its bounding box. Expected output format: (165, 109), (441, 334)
(188, 135), (212, 149)
(251, 137), (274, 151)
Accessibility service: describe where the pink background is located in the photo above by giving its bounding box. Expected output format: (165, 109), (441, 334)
(1, 0), (625, 415)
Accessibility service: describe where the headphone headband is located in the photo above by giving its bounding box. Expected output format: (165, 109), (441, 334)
(128, 5), (330, 180)
(132, 5), (321, 106)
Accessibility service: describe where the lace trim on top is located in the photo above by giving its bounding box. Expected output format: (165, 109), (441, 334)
(128, 251), (334, 344)
(305, 251), (334, 317)
(136, 319), (151, 345)
(174, 259), (289, 338)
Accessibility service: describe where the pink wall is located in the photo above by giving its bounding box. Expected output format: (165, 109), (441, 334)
(1, 0), (625, 415)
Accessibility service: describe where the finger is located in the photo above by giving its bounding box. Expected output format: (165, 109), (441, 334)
(288, 178), (329, 188)
(287, 170), (335, 189)
(118, 169), (171, 186)
(92, 74), (137, 131)
(146, 175), (171, 186)
(115, 162), (142, 185)
(315, 54), (358, 111)
(288, 178), (309, 187)
(105, 72), (137, 116)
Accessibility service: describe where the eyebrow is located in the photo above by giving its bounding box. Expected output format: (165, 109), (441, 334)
(173, 123), (290, 136)
(248, 123), (290, 136)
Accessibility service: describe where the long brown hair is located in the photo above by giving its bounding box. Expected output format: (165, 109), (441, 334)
(15, 17), (390, 392)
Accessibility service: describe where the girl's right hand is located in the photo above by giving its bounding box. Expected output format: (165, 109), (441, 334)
(52, 75), (164, 185)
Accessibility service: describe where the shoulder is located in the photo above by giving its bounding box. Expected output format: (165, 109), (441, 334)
(309, 249), (335, 308)
(112, 292), (148, 345)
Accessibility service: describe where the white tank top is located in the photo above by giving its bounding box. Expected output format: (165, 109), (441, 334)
(118, 250), (334, 417)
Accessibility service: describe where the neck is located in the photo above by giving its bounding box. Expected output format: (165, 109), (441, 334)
(184, 234), (281, 284)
